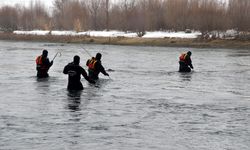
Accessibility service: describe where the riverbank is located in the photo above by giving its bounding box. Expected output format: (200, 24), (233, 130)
(1, 32), (250, 49)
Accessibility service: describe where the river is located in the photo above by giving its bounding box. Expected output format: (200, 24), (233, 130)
(0, 40), (249, 150)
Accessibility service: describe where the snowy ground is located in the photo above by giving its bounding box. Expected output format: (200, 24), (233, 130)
(13, 30), (202, 39)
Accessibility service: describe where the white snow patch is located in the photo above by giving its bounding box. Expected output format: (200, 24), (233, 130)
(143, 31), (201, 39)
(51, 31), (77, 36)
(78, 30), (138, 38)
(14, 30), (50, 35)
(13, 30), (201, 39)
(225, 29), (238, 37)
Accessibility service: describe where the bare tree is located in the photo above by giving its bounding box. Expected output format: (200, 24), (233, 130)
(228, 0), (250, 31)
(53, 0), (88, 31)
(32, 0), (51, 30)
(16, 0), (50, 30)
(0, 6), (18, 31)
(87, 0), (102, 30)
(1, 0), (250, 34)
(108, 2), (123, 30)
(120, 0), (136, 31)
(106, 0), (109, 31)
(143, 0), (165, 31)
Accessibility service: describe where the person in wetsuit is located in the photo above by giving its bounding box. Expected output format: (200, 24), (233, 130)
(63, 55), (95, 90)
(36, 50), (53, 78)
(86, 53), (109, 80)
(179, 51), (194, 72)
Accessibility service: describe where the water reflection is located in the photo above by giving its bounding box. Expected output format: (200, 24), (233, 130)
(179, 72), (193, 82)
(94, 78), (110, 88)
(35, 77), (51, 94)
(67, 90), (82, 111)
(36, 77), (50, 82)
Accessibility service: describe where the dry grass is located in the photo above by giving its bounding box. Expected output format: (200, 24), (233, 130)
(0, 33), (250, 49)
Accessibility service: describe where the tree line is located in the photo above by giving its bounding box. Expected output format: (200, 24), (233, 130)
(0, 0), (250, 34)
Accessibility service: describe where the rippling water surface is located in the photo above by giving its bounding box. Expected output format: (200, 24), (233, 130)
(0, 40), (250, 150)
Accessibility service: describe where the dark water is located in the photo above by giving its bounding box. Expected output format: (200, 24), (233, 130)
(0, 40), (249, 150)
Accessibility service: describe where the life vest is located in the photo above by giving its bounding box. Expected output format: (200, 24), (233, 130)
(36, 56), (43, 65)
(179, 53), (187, 62)
(36, 56), (48, 70)
(87, 58), (97, 70)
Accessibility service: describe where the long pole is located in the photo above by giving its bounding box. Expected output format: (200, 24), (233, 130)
(80, 45), (92, 58)
(52, 52), (62, 61)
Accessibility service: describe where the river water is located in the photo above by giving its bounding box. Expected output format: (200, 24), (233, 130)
(0, 40), (249, 150)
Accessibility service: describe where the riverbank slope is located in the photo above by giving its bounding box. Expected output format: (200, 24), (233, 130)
(1, 32), (250, 49)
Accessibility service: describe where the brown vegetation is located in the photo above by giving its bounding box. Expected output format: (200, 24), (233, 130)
(1, 32), (250, 49)
(0, 0), (250, 34)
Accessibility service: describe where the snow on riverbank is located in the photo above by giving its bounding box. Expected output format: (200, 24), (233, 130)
(143, 31), (201, 38)
(13, 30), (202, 39)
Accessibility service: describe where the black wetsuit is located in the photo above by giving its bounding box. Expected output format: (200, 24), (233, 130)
(86, 59), (108, 80)
(179, 54), (193, 72)
(63, 62), (93, 90)
(36, 56), (53, 78)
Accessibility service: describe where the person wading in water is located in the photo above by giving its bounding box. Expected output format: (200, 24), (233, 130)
(63, 55), (95, 90)
(179, 51), (194, 72)
(86, 53), (109, 80)
(36, 50), (53, 78)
